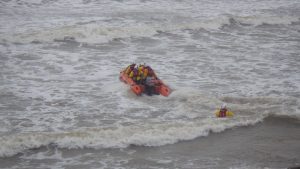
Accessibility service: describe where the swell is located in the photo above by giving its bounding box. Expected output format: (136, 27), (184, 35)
(0, 115), (265, 158)
(219, 96), (300, 119)
(2, 14), (299, 45)
(1, 112), (298, 158)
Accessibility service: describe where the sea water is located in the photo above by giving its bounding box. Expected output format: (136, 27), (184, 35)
(0, 0), (300, 168)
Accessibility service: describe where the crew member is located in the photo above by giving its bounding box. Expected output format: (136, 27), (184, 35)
(125, 63), (136, 75)
(144, 72), (157, 96)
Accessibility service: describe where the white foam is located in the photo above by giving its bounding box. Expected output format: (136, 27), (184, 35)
(0, 115), (265, 157)
(220, 96), (300, 119)
(234, 15), (299, 26)
(3, 12), (298, 45)
(3, 22), (158, 44)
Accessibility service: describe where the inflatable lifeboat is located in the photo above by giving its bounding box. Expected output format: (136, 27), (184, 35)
(119, 70), (171, 97)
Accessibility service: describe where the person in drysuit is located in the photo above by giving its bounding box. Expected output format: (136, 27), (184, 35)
(215, 104), (234, 117)
(144, 71), (158, 96)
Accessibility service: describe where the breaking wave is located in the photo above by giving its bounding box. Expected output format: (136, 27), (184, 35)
(0, 115), (265, 157)
(1, 89), (298, 158)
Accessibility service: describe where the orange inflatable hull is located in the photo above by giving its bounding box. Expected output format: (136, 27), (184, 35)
(119, 71), (171, 97)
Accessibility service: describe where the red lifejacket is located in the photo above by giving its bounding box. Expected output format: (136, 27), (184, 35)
(219, 108), (227, 117)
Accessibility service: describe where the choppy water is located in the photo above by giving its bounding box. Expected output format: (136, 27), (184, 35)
(0, 0), (300, 168)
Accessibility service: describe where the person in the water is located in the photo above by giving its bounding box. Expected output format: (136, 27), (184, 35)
(216, 104), (233, 117)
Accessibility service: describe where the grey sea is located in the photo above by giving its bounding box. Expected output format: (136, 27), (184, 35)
(0, 0), (300, 168)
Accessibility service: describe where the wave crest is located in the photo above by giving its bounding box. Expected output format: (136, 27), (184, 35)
(0, 116), (264, 157)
